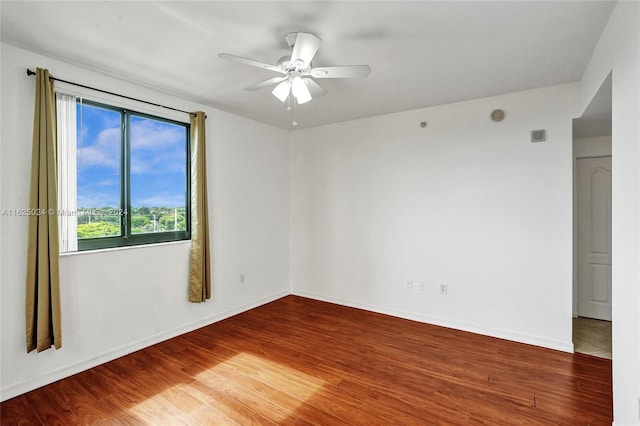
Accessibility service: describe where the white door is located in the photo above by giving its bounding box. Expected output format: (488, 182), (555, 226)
(577, 156), (612, 321)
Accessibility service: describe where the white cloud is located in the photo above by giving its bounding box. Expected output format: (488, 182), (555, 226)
(129, 119), (186, 175)
(130, 119), (185, 150)
(77, 127), (120, 169)
(77, 191), (120, 208)
(96, 179), (119, 187)
(131, 148), (185, 175)
(134, 191), (185, 208)
(77, 119), (186, 175)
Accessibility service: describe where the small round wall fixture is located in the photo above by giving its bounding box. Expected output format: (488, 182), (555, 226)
(491, 109), (505, 122)
(420, 121), (427, 128)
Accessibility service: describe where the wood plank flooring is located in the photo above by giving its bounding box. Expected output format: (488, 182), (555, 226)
(1, 296), (612, 425)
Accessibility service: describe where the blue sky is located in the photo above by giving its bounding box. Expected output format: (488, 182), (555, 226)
(76, 103), (187, 209)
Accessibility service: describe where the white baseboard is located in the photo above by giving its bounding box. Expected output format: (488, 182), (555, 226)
(292, 290), (575, 353)
(0, 290), (288, 402)
(611, 421), (639, 426)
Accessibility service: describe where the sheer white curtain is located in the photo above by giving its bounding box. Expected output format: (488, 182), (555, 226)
(56, 92), (78, 253)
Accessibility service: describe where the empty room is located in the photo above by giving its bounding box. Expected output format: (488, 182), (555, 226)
(1, 1), (639, 425)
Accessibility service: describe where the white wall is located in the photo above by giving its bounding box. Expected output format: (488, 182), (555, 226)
(290, 83), (579, 352)
(0, 43), (290, 401)
(578, 2), (640, 424)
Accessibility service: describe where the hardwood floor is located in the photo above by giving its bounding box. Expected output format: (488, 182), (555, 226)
(1, 296), (612, 425)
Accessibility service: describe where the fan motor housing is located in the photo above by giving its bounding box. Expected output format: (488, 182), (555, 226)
(277, 55), (310, 74)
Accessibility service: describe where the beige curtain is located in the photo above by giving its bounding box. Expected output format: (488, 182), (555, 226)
(26, 68), (62, 352)
(188, 112), (211, 302)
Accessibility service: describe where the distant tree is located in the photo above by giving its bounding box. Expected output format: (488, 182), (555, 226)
(77, 206), (188, 236)
(77, 222), (120, 239)
(131, 215), (151, 228)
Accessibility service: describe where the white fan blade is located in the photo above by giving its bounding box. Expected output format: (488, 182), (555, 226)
(291, 33), (322, 67)
(311, 65), (371, 79)
(245, 76), (287, 91)
(305, 79), (327, 98)
(218, 53), (283, 74)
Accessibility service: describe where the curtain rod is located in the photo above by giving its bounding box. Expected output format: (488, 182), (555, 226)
(26, 68), (200, 117)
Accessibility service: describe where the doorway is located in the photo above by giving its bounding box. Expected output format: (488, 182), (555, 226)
(572, 73), (612, 359)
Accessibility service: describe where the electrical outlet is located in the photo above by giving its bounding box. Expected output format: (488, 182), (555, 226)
(439, 283), (448, 295)
(406, 280), (413, 289)
(418, 281), (425, 291)
(240, 273), (246, 283)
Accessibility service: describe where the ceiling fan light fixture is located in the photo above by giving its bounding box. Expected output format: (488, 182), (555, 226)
(292, 76), (312, 104)
(219, 31), (371, 114)
(272, 80), (291, 102)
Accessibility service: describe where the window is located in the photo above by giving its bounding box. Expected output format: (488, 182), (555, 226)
(59, 96), (190, 251)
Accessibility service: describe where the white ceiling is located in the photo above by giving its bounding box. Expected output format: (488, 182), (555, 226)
(1, 1), (616, 130)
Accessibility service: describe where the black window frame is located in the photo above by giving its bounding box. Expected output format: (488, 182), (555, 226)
(77, 100), (191, 251)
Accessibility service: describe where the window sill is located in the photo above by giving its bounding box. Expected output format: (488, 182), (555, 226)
(59, 239), (191, 257)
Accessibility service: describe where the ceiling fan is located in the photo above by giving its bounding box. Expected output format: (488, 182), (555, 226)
(218, 32), (371, 106)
